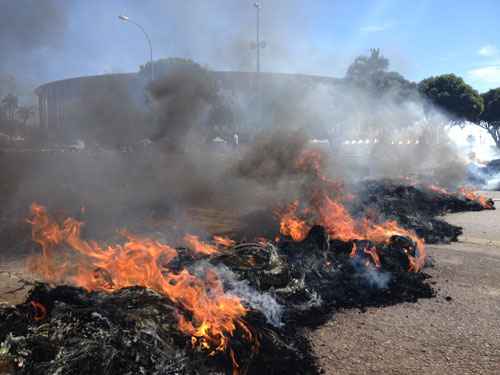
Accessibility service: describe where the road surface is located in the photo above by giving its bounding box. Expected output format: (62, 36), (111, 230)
(310, 191), (500, 374)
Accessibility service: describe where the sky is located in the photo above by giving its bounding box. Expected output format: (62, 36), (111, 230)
(1, 0), (500, 93)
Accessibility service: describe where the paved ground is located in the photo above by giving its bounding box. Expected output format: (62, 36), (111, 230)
(310, 191), (500, 374)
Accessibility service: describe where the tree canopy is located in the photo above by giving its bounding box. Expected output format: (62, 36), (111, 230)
(345, 48), (417, 100)
(346, 48), (389, 82)
(480, 88), (500, 123)
(418, 74), (483, 122)
(478, 88), (500, 148)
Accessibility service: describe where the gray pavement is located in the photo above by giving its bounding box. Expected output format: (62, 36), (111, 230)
(311, 191), (500, 374)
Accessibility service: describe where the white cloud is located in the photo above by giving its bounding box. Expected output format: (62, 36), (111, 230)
(467, 66), (500, 87)
(478, 44), (498, 57)
(360, 25), (387, 33)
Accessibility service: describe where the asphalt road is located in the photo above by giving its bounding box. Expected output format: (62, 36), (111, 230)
(310, 191), (500, 374)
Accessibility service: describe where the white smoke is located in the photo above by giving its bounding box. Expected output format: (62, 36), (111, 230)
(351, 257), (391, 289)
(192, 262), (283, 327)
(361, 266), (391, 289)
(448, 122), (500, 190)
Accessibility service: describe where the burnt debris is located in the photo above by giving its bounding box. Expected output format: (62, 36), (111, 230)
(352, 179), (494, 243)
(0, 180), (493, 374)
(1, 225), (433, 375)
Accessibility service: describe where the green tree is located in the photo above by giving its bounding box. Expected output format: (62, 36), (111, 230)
(418, 74), (483, 122)
(478, 88), (500, 148)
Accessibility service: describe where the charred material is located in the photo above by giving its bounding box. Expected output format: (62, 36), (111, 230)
(1, 179), (492, 374)
(352, 179), (495, 243)
(0, 225), (434, 375)
(0, 283), (317, 375)
(269, 227), (433, 325)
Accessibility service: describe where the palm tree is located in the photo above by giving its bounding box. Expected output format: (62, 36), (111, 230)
(16, 106), (35, 125)
(1, 94), (19, 121)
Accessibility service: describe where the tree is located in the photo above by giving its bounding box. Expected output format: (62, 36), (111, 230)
(480, 88), (500, 123)
(478, 88), (500, 148)
(0, 75), (16, 99)
(418, 74), (483, 122)
(16, 106), (35, 125)
(371, 71), (418, 101)
(1, 93), (19, 121)
(346, 48), (389, 82)
(345, 49), (417, 100)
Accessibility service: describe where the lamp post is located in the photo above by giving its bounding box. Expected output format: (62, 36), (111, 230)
(251, 3), (266, 130)
(118, 15), (154, 82)
(253, 3), (261, 73)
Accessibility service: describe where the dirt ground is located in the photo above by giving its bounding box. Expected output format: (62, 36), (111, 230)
(1, 192), (500, 374)
(310, 191), (500, 374)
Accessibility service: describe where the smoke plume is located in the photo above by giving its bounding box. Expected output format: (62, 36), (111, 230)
(0, 0), (68, 81)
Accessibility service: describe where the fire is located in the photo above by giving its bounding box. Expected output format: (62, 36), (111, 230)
(425, 184), (493, 209)
(213, 235), (236, 248)
(276, 149), (427, 272)
(276, 201), (310, 242)
(428, 184), (449, 195)
(458, 187), (493, 209)
(184, 234), (220, 255)
(27, 203), (253, 371)
(349, 243), (381, 268)
(276, 198), (426, 271)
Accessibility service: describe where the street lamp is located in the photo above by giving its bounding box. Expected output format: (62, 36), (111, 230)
(252, 3), (264, 73)
(118, 15), (154, 82)
(251, 3), (267, 129)
(254, 3), (261, 73)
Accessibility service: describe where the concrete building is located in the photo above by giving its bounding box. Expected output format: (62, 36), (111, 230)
(35, 71), (339, 144)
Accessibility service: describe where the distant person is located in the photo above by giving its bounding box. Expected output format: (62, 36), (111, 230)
(233, 133), (239, 147)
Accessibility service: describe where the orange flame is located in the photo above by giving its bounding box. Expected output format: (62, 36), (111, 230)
(358, 246), (381, 268)
(27, 203), (253, 370)
(276, 201), (310, 242)
(276, 150), (427, 272)
(425, 184), (493, 210)
(213, 235), (236, 248)
(184, 234), (220, 255)
(458, 187), (493, 209)
(428, 184), (449, 195)
(421, 183), (493, 210)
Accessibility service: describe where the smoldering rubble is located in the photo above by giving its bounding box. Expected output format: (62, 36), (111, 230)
(0, 173), (494, 374)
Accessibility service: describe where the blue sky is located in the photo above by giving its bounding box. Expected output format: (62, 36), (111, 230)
(6, 0), (500, 92)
